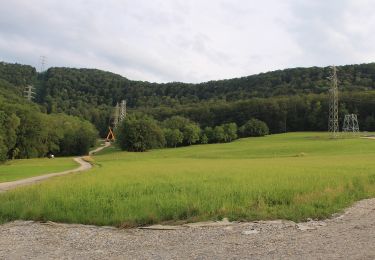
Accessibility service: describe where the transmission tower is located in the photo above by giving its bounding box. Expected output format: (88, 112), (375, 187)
(39, 55), (47, 72)
(24, 85), (35, 101)
(328, 65), (339, 137)
(113, 102), (120, 128)
(106, 100), (126, 142)
(119, 100), (127, 122)
(342, 114), (359, 133)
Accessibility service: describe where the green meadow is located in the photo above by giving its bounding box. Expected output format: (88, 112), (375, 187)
(0, 133), (375, 227)
(0, 157), (78, 183)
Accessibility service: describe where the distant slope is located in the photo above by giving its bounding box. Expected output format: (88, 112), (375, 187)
(39, 63), (375, 109)
(0, 62), (36, 86)
(1, 61), (375, 135)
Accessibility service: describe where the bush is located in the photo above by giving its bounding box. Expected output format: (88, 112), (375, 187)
(0, 137), (7, 162)
(222, 123), (238, 142)
(200, 133), (208, 144)
(204, 123), (238, 143)
(164, 128), (183, 148)
(117, 116), (165, 152)
(203, 127), (214, 143)
(212, 126), (226, 143)
(55, 115), (98, 156)
(239, 119), (269, 137)
(163, 116), (200, 145)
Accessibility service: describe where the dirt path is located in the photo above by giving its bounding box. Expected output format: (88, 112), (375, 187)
(0, 142), (110, 193)
(0, 198), (374, 259)
(362, 136), (375, 140)
(89, 141), (111, 155)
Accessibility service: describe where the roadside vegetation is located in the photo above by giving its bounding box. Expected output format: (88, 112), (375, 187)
(0, 133), (374, 227)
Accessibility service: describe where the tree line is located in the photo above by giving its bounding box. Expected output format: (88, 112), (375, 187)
(34, 63), (375, 134)
(116, 114), (269, 152)
(1, 61), (375, 140)
(0, 79), (98, 162)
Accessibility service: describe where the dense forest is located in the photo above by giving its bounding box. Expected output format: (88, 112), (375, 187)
(1, 61), (375, 142)
(0, 71), (98, 162)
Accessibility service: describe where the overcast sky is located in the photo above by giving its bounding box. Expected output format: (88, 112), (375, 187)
(1, 0), (375, 83)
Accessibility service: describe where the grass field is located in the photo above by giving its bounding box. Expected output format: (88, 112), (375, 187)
(0, 132), (375, 227)
(0, 157), (78, 183)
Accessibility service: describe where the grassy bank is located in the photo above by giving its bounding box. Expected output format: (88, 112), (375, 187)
(0, 133), (374, 226)
(0, 157), (78, 183)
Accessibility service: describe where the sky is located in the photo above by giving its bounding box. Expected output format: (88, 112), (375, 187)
(1, 0), (375, 83)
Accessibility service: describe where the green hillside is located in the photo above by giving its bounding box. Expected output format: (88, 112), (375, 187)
(1, 61), (375, 136)
(0, 75), (97, 162)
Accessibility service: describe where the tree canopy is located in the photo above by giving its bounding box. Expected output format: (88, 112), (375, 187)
(1, 60), (375, 145)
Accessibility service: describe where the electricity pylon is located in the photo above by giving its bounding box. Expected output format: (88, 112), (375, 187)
(39, 55), (47, 72)
(113, 102), (120, 128)
(24, 85), (35, 101)
(106, 100), (127, 142)
(342, 114), (359, 133)
(328, 65), (339, 138)
(119, 100), (126, 122)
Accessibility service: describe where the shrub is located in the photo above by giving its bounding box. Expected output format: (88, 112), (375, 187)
(163, 116), (200, 145)
(222, 123), (238, 142)
(200, 133), (208, 144)
(164, 128), (183, 148)
(203, 127), (214, 143)
(239, 118), (269, 137)
(212, 126), (226, 143)
(117, 116), (165, 152)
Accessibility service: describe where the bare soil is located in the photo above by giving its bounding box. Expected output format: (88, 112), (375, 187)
(0, 198), (374, 259)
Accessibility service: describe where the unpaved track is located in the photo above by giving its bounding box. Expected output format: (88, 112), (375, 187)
(0, 198), (374, 259)
(0, 142), (110, 192)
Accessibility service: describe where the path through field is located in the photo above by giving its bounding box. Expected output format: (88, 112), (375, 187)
(0, 142), (110, 193)
(0, 198), (374, 259)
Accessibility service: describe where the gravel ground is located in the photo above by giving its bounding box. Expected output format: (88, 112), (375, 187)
(0, 198), (374, 259)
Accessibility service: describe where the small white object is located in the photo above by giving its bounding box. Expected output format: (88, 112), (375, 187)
(242, 229), (259, 235)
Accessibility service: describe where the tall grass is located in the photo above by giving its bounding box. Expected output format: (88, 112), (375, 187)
(0, 133), (374, 227)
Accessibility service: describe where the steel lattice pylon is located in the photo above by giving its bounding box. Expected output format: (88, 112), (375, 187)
(119, 100), (127, 122)
(113, 102), (120, 128)
(24, 85), (35, 101)
(328, 65), (339, 138)
(106, 100), (127, 142)
(342, 114), (359, 133)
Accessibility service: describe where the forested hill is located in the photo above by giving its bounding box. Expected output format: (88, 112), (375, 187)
(1, 61), (375, 136)
(39, 63), (375, 108)
(0, 73), (98, 162)
(0, 62), (35, 86)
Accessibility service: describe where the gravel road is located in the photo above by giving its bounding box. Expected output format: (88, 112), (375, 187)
(0, 142), (110, 193)
(0, 198), (374, 259)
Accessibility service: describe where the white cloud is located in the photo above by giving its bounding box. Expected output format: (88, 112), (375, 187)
(0, 0), (374, 82)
